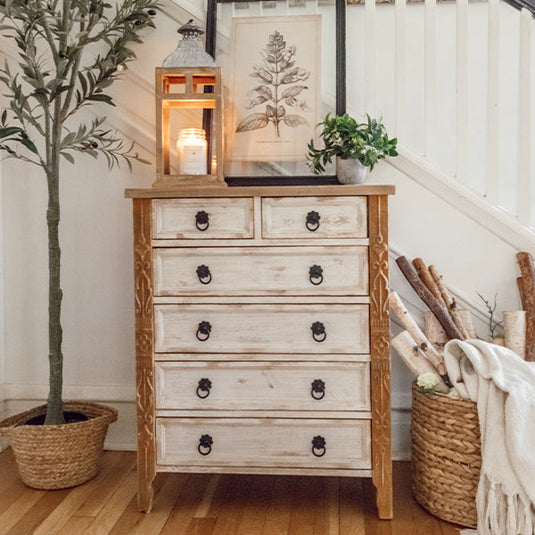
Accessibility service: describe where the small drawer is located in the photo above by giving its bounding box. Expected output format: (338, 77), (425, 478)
(155, 361), (370, 411)
(262, 196), (367, 239)
(154, 304), (370, 354)
(156, 417), (371, 469)
(152, 198), (254, 239)
(153, 246), (369, 296)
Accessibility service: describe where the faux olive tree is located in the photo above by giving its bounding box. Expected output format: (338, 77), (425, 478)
(0, 0), (159, 425)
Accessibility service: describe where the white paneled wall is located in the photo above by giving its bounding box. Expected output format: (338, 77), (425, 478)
(346, 1), (535, 225)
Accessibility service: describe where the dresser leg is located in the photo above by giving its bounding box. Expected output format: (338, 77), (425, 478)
(373, 474), (393, 519)
(137, 448), (156, 512)
(137, 477), (154, 513)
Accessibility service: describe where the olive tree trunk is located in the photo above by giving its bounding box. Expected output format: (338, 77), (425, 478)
(44, 152), (64, 425)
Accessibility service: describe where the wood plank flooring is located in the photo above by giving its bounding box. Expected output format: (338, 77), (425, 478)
(0, 449), (464, 535)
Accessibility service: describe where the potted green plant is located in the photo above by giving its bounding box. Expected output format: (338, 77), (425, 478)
(307, 113), (398, 184)
(0, 0), (159, 489)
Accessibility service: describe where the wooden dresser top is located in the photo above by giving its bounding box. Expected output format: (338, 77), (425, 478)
(125, 184), (395, 199)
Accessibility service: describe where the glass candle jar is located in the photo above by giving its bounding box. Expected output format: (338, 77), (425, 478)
(176, 128), (208, 175)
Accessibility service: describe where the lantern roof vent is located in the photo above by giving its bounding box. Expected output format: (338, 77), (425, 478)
(162, 19), (216, 68)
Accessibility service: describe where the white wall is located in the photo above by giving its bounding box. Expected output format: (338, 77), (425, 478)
(0, 3), (531, 458)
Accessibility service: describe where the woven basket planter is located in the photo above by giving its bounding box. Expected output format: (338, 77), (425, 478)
(411, 384), (481, 528)
(0, 401), (117, 490)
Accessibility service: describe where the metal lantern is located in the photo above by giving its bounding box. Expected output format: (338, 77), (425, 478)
(154, 20), (224, 187)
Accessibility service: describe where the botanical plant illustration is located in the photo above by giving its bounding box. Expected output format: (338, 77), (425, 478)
(236, 30), (310, 138)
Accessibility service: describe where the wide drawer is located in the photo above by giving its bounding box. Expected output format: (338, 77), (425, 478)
(262, 196), (367, 239)
(154, 304), (370, 354)
(152, 198), (254, 239)
(155, 361), (370, 411)
(153, 246), (369, 296)
(156, 417), (371, 469)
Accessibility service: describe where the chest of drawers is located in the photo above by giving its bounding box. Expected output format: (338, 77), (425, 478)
(125, 184), (394, 519)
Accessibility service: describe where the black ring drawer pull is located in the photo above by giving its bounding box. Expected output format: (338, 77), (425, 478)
(196, 378), (212, 399)
(305, 210), (320, 232)
(196, 265), (212, 285)
(196, 321), (212, 341)
(195, 210), (210, 231)
(308, 265), (324, 285)
(311, 321), (326, 342)
(312, 435), (326, 457)
(198, 434), (213, 455)
(311, 379), (326, 400)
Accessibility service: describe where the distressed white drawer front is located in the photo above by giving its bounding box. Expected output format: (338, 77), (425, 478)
(152, 198), (254, 239)
(154, 304), (369, 354)
(153, 246), (368, 296)
(156, 417), (371, 469)
(262, 197), (367, 239)
(155, 361), (370, 411)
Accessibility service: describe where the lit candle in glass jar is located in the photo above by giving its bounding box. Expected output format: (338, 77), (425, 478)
(176, 128), (207, 175)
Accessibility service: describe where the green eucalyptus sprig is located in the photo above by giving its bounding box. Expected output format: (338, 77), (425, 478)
(307, 113), (398, 174)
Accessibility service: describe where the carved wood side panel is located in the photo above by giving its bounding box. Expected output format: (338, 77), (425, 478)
(133, 198), (156, 512)
(368, 194), (393, 519)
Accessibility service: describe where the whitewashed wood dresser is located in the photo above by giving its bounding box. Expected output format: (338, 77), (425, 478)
(125, 184), (395, 518)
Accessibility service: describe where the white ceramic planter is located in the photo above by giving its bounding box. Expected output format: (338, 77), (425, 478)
(336, 158), (370, 185)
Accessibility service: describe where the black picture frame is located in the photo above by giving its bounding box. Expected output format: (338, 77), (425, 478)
(204, 0), (346, 186)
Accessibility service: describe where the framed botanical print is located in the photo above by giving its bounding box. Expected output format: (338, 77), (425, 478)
(205, 0), (346, 185)
(229, 15), (321, 164)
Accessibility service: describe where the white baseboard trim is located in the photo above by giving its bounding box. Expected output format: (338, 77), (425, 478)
(1, 383), (135, 403)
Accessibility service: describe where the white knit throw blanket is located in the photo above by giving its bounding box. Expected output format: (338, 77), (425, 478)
(444, 340), (535, 535)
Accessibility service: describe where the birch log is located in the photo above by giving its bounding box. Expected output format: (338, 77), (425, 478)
(396, 257), (464, 340)
(429, 265), (454, 309)
(518, 277), (527, 310)
(454, 309), (477, 338)
(413, 258), (447, 307)
(503, 310), (527, 359)
(450, 309), (471, 339)
(429, 264), (473, 337)
(388, 291), (451, 385)
(391, 331), (449, 393)
(424, 311), (447, 349)
(516, 252), (535, 361)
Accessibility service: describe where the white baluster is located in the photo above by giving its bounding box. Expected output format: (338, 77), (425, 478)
(365, 0), (376, 116)
(456, 0), (469, 184)
(517, 8), (532, 226)
(395, 0), (407, 142)
(425, 0), (437, 164)
(486, 0), (500, 204)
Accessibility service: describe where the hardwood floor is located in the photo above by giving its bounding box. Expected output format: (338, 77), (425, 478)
(0, 449), (464, 535)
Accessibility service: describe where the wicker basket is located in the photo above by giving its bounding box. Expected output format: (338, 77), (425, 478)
(411, 384), (481, 528)
(0, 401), (117, 490)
